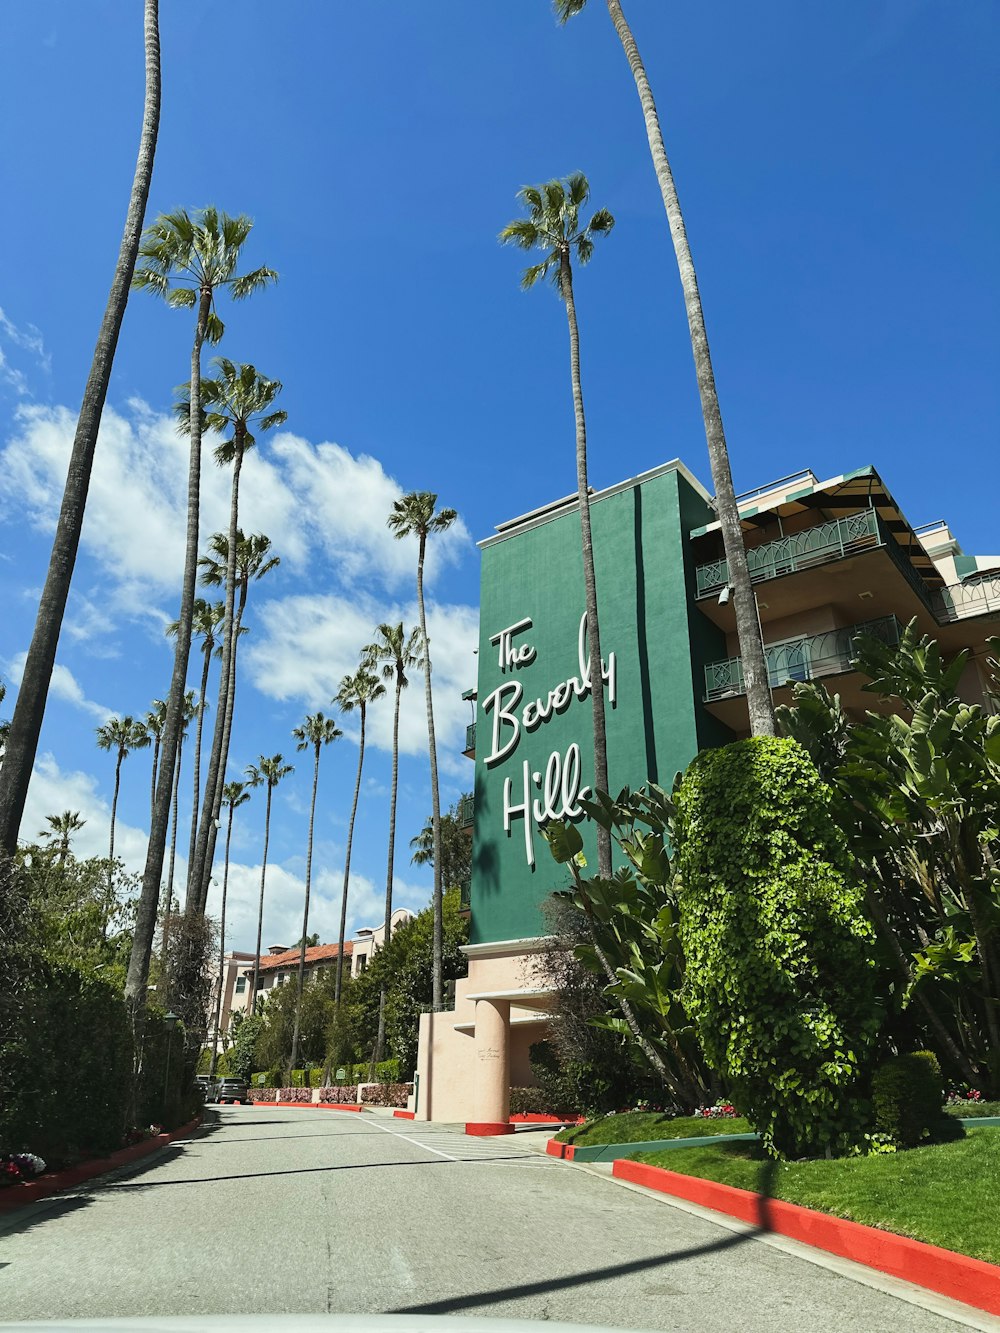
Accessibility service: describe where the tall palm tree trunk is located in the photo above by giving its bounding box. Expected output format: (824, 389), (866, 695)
(126, 285), (211, 1006)
(198, 591), (245, 914)
(162, 731), (184, 969)
(149, 736), (160, 828)
(109, 754), (123, 881)
(561, 255), (612, 879)
(248, 785), (273, 1015)
(0, 1), (161, 857)
(335, 708), (366, 1005)
(290, 745), (320, 1074)
(189, 448), (244, 912)
(375, 679), (403, 1063)
(604, 0), (775, 737)
(416, 538), (445, 1010)
(187, 644), (212, 873)
(209, 802), (236, 1078)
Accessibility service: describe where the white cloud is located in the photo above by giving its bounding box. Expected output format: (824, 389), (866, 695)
(242, 591), (479, 761)
(0, 306), (49, 396)
(272, 433), (471, 592)
(7, 652), (115, 722)
(0, 404), (471, 619)
(21, 752), (150, 866)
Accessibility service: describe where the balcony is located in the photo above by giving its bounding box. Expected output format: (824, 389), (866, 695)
(695, 510), (883, 599)
(930, 572), (1000, 624)
(704, 615), (902, 703)
(463, 721), (476, 759)
(458, 794), (474, 829)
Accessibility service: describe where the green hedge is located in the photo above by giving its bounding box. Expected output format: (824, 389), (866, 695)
(0, 959), (193, 1165)
(674, 737), (879, 1158)
(873, 1051), (958, 1146)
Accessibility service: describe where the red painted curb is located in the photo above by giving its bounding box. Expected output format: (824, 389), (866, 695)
(614, 1159), (1000, 1318)
(510, 1113), (585, 1124)
(393, 1110), (416, 1119)
(545, 1139), (565, 1158)
(0, 1116), (202, 1214)
(257, 1100), (365, 1112)
(466, 1121), (516, 1136)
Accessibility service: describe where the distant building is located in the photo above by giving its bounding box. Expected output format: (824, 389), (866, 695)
(206, 907), (418, 1048)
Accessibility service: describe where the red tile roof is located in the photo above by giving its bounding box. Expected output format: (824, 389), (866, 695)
(250, 942), (352, 974)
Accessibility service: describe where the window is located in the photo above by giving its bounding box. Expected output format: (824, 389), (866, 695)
(357, 955), (367, 974)
(235, 977), (246, 994)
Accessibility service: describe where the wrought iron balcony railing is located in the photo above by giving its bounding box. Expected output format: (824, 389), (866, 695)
(930, 572), (1000, 624)
(695, 510), (881, 599)
(458, 794), (474, 829)
(704, 615), (903, 702)
(464, 721), (476, 755)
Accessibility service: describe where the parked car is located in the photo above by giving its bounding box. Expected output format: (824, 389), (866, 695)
(195, 1075), (219, 1103)
(215, 1078), (251, 1105)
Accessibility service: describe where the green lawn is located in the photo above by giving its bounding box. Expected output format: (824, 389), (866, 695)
(556, 1109), (751, 1146)
(633, 1126), (1000, 1265)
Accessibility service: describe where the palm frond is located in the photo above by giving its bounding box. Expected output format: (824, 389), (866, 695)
(230, 265), (279, 300)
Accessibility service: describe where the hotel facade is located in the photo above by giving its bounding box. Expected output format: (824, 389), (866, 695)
(415, 459), (999, 1128)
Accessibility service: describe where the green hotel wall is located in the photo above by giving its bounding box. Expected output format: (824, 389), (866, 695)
(470, 464), (732, 945)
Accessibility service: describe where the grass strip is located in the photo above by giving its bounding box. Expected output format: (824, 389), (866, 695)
(556, 1109), (750, 1146)
(633, 1126), (1000, 1266)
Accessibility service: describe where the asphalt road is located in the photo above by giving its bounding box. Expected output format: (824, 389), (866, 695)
(0, 1106), (985, 1329)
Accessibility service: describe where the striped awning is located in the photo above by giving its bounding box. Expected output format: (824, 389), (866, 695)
(689, 465), (945, 588)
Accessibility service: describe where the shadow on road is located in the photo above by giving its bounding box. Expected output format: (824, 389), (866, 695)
(391, 1154), (779, 1316)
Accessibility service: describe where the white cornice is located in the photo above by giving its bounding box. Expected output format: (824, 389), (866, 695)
(460, 935), (556, 959)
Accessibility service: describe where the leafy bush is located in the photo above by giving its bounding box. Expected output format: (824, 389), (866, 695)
(318, 1085), (358, 1104)
(277, 1087), (312, 1103)
(309, 1067), (325, 1088)
(674, 737), (880, 1157)
(375, 1058), (399, 1083)
(360, 1083), (411, 1108)
(248, 1086), (277, 1102)
(289, 1069), (308, 1088)
(509, 1087), (564, 1116)
(873, 1051), (956, 1147)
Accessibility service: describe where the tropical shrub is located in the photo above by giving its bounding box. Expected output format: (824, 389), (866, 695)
(674, 737), (880, 1157)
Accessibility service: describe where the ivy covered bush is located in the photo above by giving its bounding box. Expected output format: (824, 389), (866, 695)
(277, 1087), (312, 1103)
(674, 737), (880, 1157)
(318, 1085), (358, 1104)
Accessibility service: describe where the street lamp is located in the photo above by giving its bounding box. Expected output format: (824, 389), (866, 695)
(163, 1010), (179, 1113)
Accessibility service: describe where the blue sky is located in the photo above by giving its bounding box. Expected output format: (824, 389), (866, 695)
(0, 1), (996, 951)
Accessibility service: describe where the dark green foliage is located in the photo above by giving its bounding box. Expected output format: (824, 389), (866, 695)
(226, 1011), (265, 1082)
(410, 797), (472, 889)
(674, 737), (880, 1157)
(872, 1051), (958, 1147)
(509, 1086), (565, 1116)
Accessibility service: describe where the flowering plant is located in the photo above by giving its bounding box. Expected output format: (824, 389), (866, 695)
(945, 1087), (982, 1106)
(694, 1103), (739, 1119)
(0, 1152), (47, 1185)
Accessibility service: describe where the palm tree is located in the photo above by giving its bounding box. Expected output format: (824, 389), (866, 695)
(167, 597), (224, 871)
(162, 689), (198, 966)
(245, 754), (294, 1013)
(555, 0), (776, 738)
(0, 1), (160, 859)
(126, 209), (276, 1007)
(333, 666), (385, 1003)
(193, 530), (280, 913)
(387, 495), (457, 1009)
(39, 810), (86, 865)
(289, 713), (342, 1072)
(180, 361), (286, 911)
(95, 716), (150, 892)
(143, 699), (168, 826)
(500, 173), (615, 877)
(365, 623), (421, 1060)
(209, 779), (250, 1077)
